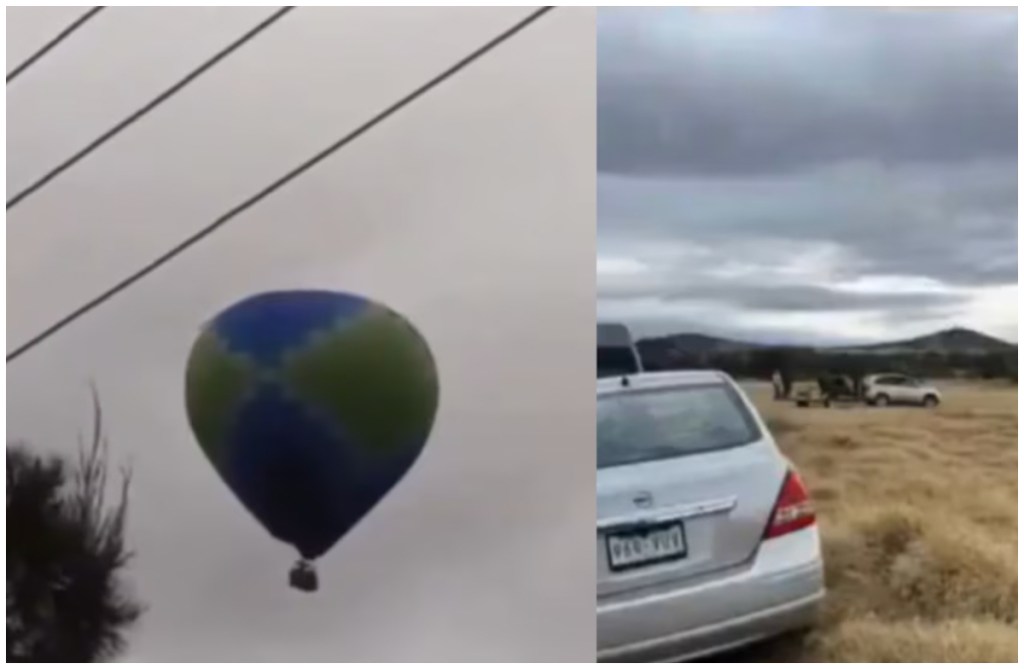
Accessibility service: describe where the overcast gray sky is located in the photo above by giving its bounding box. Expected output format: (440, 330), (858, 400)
(7, 7), (595, 661)
(597, 7), (1018, 345)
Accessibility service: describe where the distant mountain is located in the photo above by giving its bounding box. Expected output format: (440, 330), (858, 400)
(633, 326), (1015, 380)
(833, 327), (1016, 355)
(638, 327), (1015, 356)
(636, 332), (764, 354)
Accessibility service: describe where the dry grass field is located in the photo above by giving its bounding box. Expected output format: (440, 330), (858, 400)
(726, 381), (1018, 662)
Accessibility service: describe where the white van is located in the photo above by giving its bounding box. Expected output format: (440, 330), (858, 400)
(598, 323), (642, 378)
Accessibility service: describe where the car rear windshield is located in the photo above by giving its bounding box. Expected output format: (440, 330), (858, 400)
(597, 383), (762, 469)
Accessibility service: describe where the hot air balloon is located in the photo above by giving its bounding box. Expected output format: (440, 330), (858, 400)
(184, 290), (439, 592)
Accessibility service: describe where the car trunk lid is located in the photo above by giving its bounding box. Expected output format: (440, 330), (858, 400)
(596, 379), (788, 598)
(597, 441), (785, 597)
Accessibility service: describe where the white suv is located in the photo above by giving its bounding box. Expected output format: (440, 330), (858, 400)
(862, 374), (941, 407)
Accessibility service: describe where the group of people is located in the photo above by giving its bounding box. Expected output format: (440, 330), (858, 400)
(771, 368), (860, 401)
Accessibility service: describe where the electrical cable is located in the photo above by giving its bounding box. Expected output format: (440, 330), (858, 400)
(6, 7), (554, 364)
(6, 7), (105, 84)
(7, 7), (295, 211)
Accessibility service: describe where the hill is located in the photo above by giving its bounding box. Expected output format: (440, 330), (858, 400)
(635, 332), (763, 354)
(835, 327), (1016, 355)
(638, 327), (1014, 355)
(635, 327), (1016, 381)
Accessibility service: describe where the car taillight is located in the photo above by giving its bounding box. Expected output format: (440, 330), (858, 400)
(764, 469), (816, 539)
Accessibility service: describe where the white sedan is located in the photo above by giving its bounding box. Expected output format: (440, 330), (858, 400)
(597, 370), (825, 662)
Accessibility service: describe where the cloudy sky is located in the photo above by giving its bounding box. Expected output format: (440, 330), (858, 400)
(7, 8), (594, 661)
(597, 8), (1018, 345)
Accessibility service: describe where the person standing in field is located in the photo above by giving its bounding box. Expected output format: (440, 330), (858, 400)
(772, 369), (784, 400)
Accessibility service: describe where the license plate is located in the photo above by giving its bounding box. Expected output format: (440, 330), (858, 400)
(606, 522), (687, 571)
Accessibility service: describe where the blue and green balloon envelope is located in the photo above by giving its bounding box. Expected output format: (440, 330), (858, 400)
(184, 290), (439, 564)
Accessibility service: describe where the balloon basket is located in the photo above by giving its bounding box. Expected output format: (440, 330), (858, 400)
(289, 560), (318, 592)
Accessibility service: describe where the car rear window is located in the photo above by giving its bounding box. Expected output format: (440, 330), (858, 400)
(597, 383), (762, 469)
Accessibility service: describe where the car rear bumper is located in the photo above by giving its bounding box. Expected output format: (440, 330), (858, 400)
(596, 527), (825, 663)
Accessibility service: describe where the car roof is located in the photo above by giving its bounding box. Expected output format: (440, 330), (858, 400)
(597, 370), (730, 397)
(596, 323), (634, 347)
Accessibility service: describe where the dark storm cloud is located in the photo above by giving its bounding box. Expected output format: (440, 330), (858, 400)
(598, 156), (1018, 288)
(600, 278), (968, 313)
(688, 284), (966, 313)
(874, 303), (967, 329)
(597, 7), (1018, 177)
(596, 7), (1017, 342)
(621, 318), (900, 348)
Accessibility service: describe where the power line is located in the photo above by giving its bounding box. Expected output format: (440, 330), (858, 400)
(7, 7), (295, 212)
(6, 7), (105, 84)
(6, 7), (554, 364)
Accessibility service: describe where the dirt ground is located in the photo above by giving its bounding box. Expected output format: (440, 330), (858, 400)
(721, 381), (1018, 662)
